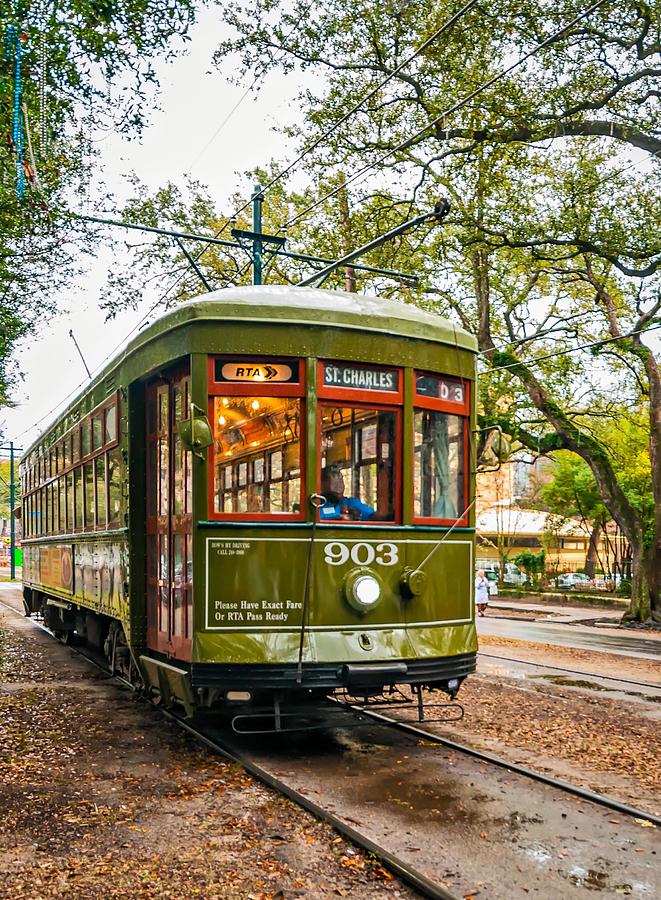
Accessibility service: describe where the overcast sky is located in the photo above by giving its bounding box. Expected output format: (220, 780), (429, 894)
(2, 7), (304, 451)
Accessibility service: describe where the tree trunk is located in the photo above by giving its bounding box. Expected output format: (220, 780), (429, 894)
(584, 521), (601, 579)
(626, 542), (661, 623)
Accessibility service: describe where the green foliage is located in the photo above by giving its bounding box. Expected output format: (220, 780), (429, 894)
(0, 460), (20, 520)
(541, 452), (608, 523)
(0, 0), (200, 409)
(513, 549), (546, 587)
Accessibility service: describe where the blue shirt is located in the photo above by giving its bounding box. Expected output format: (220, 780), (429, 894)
(319, 496), (374, 521)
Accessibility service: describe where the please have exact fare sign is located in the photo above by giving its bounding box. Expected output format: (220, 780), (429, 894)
(323, 363), (399, 392)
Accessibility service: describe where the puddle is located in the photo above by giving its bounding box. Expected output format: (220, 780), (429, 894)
(355, 768), (483, 826)
(532, 675), (661, 703)
(533, 676), (611, 691)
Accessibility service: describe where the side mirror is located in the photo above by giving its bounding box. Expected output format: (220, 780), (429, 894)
(177, 403), (213, 459)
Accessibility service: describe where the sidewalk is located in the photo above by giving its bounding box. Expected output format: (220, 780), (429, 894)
(488, 598), (623, 624)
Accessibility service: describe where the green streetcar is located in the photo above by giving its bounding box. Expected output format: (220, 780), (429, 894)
(20, 286), (477, 726)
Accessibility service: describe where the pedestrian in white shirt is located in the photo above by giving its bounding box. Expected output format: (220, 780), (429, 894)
(475, 570), (490, 617)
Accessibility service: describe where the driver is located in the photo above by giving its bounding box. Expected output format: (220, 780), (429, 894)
(319, 464), (374, 521)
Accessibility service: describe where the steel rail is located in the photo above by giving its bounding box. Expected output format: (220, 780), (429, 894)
(4, 593), (658, 854)
(478, 651), (661, 692)
(162, 709), (461, 900)
(350, 706), (661, 827)
(0, 595), (459, 900)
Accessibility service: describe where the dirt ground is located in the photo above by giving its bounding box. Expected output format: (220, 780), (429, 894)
(430, 636), (661, 817)
(0, 610), (412, 900)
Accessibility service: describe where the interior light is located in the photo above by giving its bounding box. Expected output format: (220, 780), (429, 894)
(251, 400), (260, 411)
(251, 441), (259, 447)
(218, 415), (226, 426)
(222, 398), (229, 407)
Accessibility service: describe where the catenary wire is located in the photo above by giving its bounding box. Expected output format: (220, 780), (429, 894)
(477, 310), (598, 356)
(277, 0), (609, 233)
(481, 320), (661, 375)
(178, 0), (481, 268)
(74, 0), (607, 370)
(248, 0), (479, 201)
(9, 0), (616, 444)
(69, 4), (480, 389)
(184, 75), (261, 175)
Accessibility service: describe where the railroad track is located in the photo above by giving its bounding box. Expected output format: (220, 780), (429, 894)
(345, 704), (661, 827)
(478, 650), (661, 691)
(2, 592), (659, 897)
(0, 593), (458, 900)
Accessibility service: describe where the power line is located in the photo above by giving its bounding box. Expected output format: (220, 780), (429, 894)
(176, 0), (481, 270)
(481, 320), (661, 375)
(184, 75), (260, 175)
(477, 311), (596, 355)
(277, 0), (609, 233)
(253, 0), (479, 202)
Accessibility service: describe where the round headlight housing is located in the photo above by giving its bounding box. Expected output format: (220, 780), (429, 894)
(343, 568), (383, 614)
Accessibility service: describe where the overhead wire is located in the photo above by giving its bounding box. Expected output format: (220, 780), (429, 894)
(85, 1), (480, 366)
(480, 320), (661, 376)
(276, 0), (609, 233)
(12, 0), (618, 445)
(172, 0), (481, 270)
(184, 74), (261, 175)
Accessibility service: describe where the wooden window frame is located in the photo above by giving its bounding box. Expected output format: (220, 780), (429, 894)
(412, 371), (470, 527)
(317, 398), (403, 526)
(207, 355), (306, 522)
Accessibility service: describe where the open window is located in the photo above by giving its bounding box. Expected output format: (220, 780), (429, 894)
(317, 361), (402, 524)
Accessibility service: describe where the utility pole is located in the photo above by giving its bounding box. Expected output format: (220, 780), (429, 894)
(337, 174), (356, 293)
(252, 184), (263, 286)
(9, 442), (15, 581)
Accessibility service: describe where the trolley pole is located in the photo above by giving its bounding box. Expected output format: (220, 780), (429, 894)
(252, 184), (264, 286)
(9, 442), (15, 581)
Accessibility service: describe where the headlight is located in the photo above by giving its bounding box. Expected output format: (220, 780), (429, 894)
(354, 574), (381, 607)
(343, 568), (383, 613)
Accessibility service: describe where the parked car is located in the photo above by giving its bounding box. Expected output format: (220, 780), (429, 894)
(484, 570), (499, 596)
(556, 572), (593, 590)
(502, 563), (529, 586)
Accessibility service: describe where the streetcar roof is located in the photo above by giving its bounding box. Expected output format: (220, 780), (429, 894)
(170, 286), (477, 351)
(22, 286), (476, 455)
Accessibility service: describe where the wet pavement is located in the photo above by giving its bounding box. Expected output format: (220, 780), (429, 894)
(475, 657), (661, 721)
(477, 615), (661, 659)
(225, 722), (661, 899)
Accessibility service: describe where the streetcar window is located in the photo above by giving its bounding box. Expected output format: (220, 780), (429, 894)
(319, 406), (397, 522)
(81, 420), (91, 457)
(83, 461), (95, 527)
(74, 468), (83, 531)
(413, 411), (465, 520)
(92, 415), (103, 451)
(107, 449), (121, 527)
(105, 404), (117, 444)
(95, 455), (107, 528)
(72, 428), (80, 464)
(57, 478), (64, 532)
(212, 395), (302, 516)
(65, 472), (74, 532)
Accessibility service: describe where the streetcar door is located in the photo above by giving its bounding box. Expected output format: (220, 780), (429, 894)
(146, 367), (193, 660)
